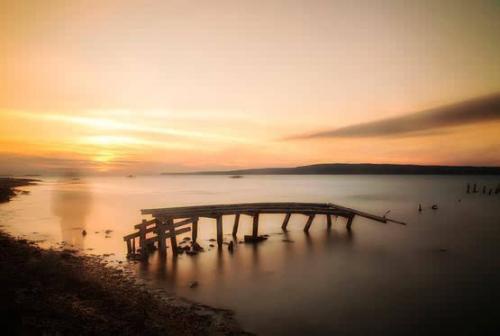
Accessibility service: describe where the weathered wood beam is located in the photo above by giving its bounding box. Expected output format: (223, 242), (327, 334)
(192, 217), (198, 243)
(281, 213), (291, 231)
(126, 239), (132, 255)
(252, 213), (260, 237)
(139, 219), (147, 254)
(303, 214), (315, 232)
(326, 214), (332, 229)
(156, 218), (166, 254)
(216, 215), (223, 246)
(124, 218), (193, 241)
(145, 227), (191, 243)
(232, 213), (240, 237)
(346, 214), (355, 230)
(166, 218), (178, 255)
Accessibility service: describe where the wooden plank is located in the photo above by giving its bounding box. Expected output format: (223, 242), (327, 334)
(126, 239), (132, 255)
(145, 227), (191, 243)
(134, 218), (156, 229)
(140, 208), (352, 220)
(156, 218), (166, 253)
(140, 202), (402, 225)
(252, 213), (259, 237)
(166, 218), (178, 255)
(216, 215), (223, 246)
(303, 214), (315, 232)
(124, 218), (193, 241)
(327, 214), (332, 228)
(192, 217), (198, 243)
(281, 213), (291, 231)
(346, 215), (355, 230)
(232, 213), (240, 237)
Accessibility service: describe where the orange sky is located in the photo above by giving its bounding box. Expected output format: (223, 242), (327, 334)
(1, 0), (499, 174)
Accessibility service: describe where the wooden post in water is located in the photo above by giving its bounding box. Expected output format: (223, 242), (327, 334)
(192, 217), (198, 243)
(132, 238), (136, 254)
(216, 215), (223, 246)
(156, 218), (166, 254)
(326, 214), (332, 229)
(252, 213), (260, 238)
(126, 239), (132, 255)
(346, 215), (355, 230)
(303, 214), (315, 233)
(281, 213), (291, 231)
(232, 214), (240, 237)
(167, 218), (178, 255)
(139, 219), (147, 255)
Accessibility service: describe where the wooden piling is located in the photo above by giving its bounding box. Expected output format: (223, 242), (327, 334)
(232, 213), (240, 237)
(167, 218), (178, 255)
(281, 213), (291, 231)
(192, 217), (198, 243)
(326, 214), (332, 229)
(139, 219), (147, 255)
(252, 213), (259, 237)
(346, 215), (355, 230)
(216, 215), (223, 246)
(126, 239), (132, 255)
(156, 218), (167, 254)
(303, 214), (315, 232)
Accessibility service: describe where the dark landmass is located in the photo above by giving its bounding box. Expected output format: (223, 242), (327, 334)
(162, 163), (500, 176)
(0, 178), (39, 203)
(0, 231), (247, 336)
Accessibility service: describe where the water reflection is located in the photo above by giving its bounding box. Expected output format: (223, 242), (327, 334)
(51, 175), (92, 249)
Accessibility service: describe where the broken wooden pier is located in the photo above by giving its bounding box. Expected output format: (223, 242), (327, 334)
(123, 202), (405, 257)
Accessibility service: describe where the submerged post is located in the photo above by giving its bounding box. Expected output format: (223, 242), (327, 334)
(216, 215), (223, 246)
(303, 214), (315, 233)
(252, 213), (260, 237)
(139, 219), (147, 255)
(126, 239), (132, 255)
(167, 218), (178, 255)
(232, 213), (240, 237)
(326, 215), (332, 229)
(346, 214), (355, 230)
(281, 213), (291, 231)
(192, 217), (198, 243)
(156, 218), (166, 254)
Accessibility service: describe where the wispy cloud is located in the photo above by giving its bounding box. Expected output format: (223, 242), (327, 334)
(287, 92), (500, 140)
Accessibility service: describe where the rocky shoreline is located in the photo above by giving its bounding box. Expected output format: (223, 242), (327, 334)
(0, 231), (248, 335)
(0, 177), (38, 203)
(0, 178), (248, 335)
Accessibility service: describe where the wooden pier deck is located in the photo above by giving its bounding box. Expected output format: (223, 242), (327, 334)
(123, 202), (405, 257)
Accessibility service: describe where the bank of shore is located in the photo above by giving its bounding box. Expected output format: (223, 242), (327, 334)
(0, 178), (247, 335)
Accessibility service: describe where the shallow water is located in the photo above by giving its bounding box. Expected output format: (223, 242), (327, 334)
(1, 175), (499, 335)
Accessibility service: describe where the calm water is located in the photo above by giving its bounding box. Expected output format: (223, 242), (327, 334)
(1, 175), (499, 335)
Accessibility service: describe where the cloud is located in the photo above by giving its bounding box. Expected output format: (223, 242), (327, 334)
(287, 92), (500, 139)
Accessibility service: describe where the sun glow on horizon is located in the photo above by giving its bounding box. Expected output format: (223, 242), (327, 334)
(0, 1), (499, 174)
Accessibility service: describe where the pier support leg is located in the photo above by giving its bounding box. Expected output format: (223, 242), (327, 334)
(139, 219), (147, 257)
(304, 214), (315, 233)
(167, 218), (178, 255)
(252, 213), (259, 238)
(156, 218), (167, 255)
(346, 215), (355, 231)
(326, 215), (332, 229)
(126, 239), (132, 255)
(216, 216), (223, 246)
(281, 213), (291, 231)
(232, 214), (240, 237)
(192, 217), (198, 243)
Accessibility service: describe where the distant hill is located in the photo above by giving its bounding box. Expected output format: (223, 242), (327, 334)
(162, 163), (500, 175)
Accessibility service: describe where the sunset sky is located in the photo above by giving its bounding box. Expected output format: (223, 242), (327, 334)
(1, 0), (499, 174)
